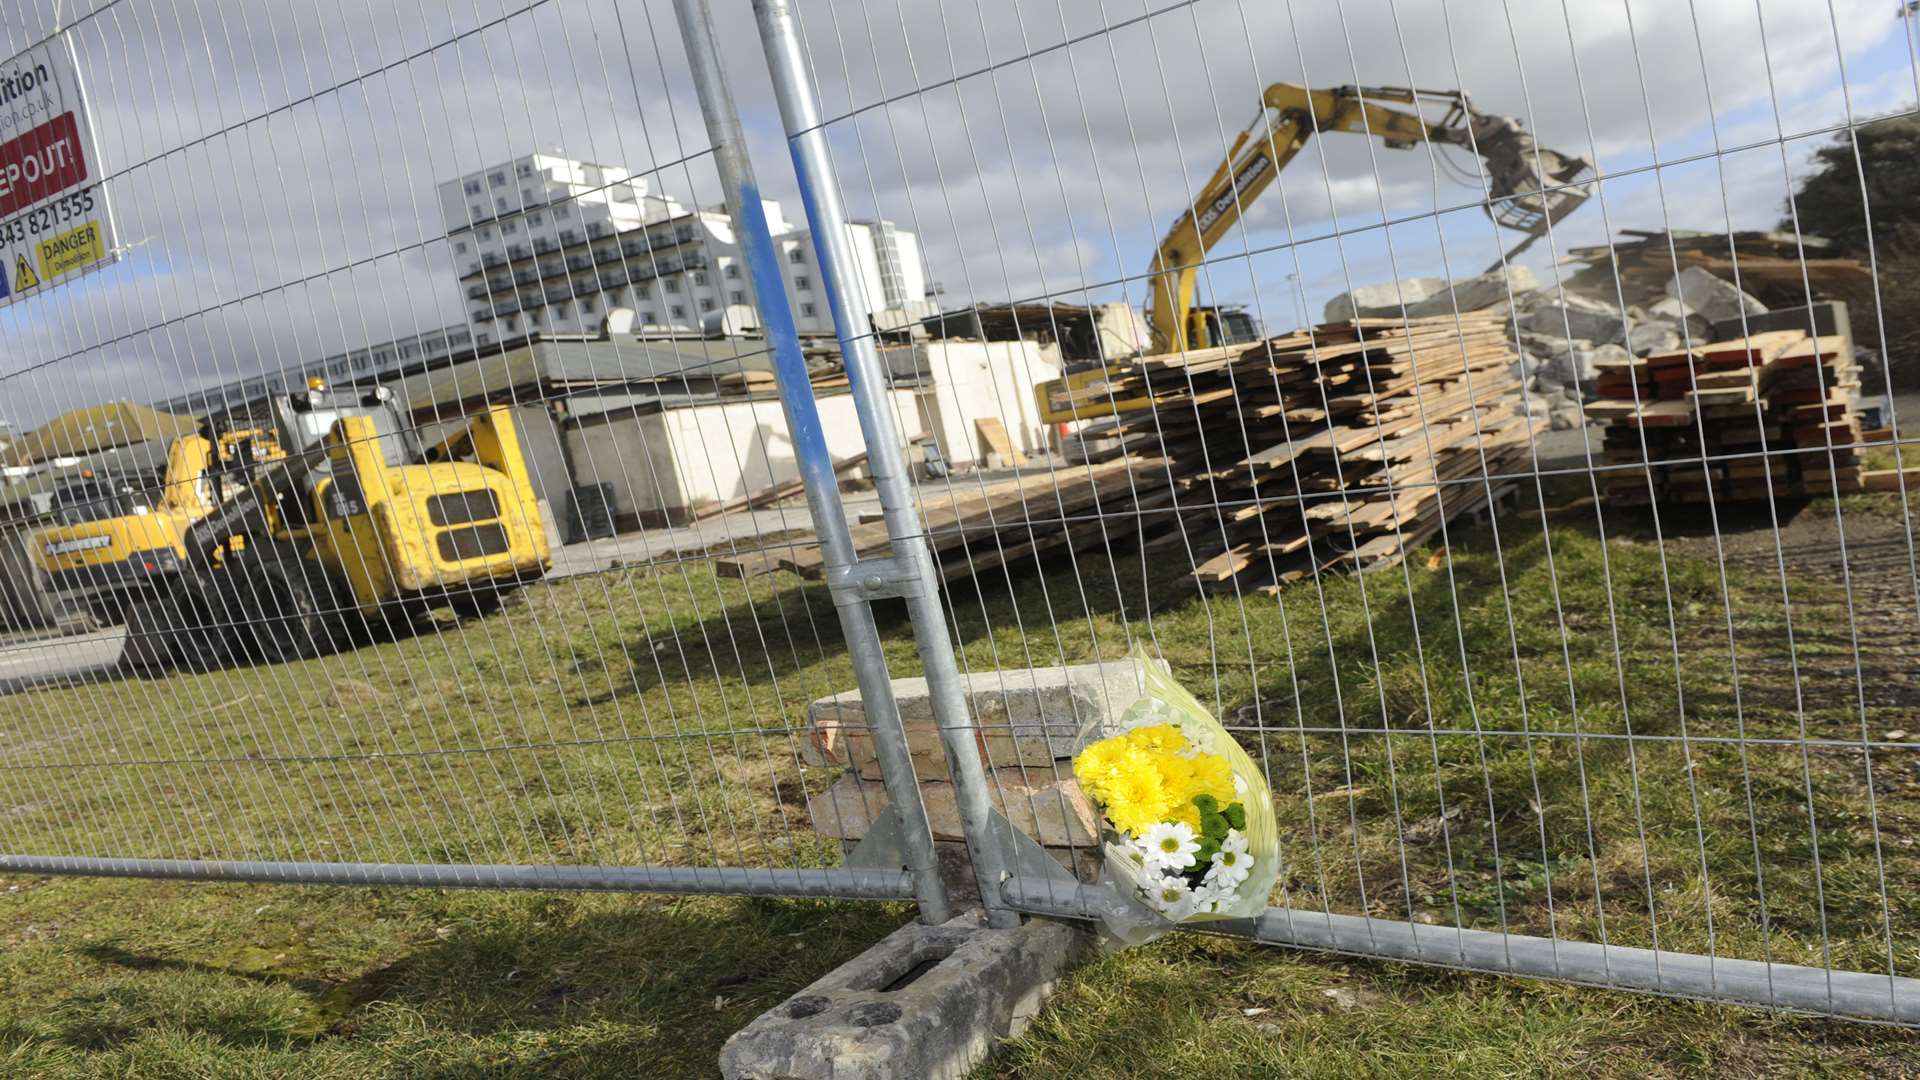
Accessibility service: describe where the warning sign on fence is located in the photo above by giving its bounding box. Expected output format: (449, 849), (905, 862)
(0, 34), (115, 307)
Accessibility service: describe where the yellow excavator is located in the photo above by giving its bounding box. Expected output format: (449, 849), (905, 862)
(125, 379), (551, 669)
(1038, 83), (1595, 422)
(32, 428), (284, 630)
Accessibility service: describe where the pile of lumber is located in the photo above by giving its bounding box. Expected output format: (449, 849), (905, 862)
(1564, 229), (1871, 308)
(1092, 312), (1540, 592)
(1584, 329), (1865, 503)
(713, 361), (849, 395)
(714, 456), (1174, 582)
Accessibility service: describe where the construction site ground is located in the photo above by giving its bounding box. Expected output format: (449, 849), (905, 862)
(2, 424), (1919, 1074)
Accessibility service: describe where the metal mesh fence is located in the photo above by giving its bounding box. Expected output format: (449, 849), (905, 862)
(766, 0), (1920, 1021)
(1, 0), (1918, 1026)
(0, 0), (925, 901)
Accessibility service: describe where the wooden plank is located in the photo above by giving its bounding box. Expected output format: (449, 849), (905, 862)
(974, 417), (1026, 466)
(687, 451), (871, 524)
(1616, 400), (1697, 428)
(1862, 468), (1920, 493)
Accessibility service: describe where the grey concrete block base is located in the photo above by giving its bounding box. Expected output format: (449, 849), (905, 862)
(719, 910), (1092, 1080)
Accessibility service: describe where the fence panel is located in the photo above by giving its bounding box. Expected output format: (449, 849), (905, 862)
(759, 0), (1920, 1022)
(0, 0), (944, 911)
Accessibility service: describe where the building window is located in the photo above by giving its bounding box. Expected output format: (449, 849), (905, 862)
(455, 241), (468, 254)
(477, 332), (492, 345)
(640, 310), (655, 324)
(692, 270), (708, 286)
(529, 211), (544, 224)
(795, 275), (811, 290)
(800, 302), (817, 317)
(634, 283), (651, 299)
(730, 290), (745, 304)
(503, 220), (518, 234)
(505, 315), (518, 331)
(788, 247), (805, 264)
(518, 162), (533, 177)
(670, 305), (686, 319)
(725, 264), (740, 279)
(471, 309), (487, 322)
(700, 298), (715, 312)
(664, 278), (681, 294)
(464, 179), (481, 195)
(490, 171), (506, 186)
(530, 309), (544, 326)
(581, 296), (596, 313)
(470, 204), (483, 220)
(496, 196), (507, 212)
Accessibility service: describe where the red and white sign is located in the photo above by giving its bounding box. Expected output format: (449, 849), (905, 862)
(0, 34), (114, 306)
(0, 112), (87, 219)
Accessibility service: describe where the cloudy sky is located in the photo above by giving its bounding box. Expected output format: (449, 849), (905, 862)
(0, 0), (1914, 428)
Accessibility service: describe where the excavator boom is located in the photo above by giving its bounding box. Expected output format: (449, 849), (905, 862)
(1143, 83), (1594, 356)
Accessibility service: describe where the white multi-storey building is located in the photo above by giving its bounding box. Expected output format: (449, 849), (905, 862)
(438, 153), (934, 344)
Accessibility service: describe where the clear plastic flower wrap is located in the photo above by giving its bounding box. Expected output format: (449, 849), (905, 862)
(1070, 648), (1280, 945)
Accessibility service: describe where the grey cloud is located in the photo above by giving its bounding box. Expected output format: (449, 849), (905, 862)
(0, 0), (1908, 427)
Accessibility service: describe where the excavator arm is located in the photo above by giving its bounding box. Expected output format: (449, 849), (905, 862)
(1144, 83), (1593, 354)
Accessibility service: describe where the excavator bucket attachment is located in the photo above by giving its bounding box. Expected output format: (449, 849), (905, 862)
(1470, 115), (1596, 235)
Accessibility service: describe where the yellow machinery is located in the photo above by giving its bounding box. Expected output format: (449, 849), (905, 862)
(1037, 83), (1596, 423)
(125, 381), (550, 669)
(32, 428), (282, 629)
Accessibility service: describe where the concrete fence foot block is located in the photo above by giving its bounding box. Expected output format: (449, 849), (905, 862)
(719, 909), (1092, 1080)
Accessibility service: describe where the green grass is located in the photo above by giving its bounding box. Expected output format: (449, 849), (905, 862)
(3, 481), (1919, 1076)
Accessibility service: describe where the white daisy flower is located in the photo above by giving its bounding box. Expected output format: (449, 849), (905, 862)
(1220, 830), (1250, 857)
(1137, 821), (1200, 872)
(1205, 855), (1249, 895)
(1146, 875), (1199, 920)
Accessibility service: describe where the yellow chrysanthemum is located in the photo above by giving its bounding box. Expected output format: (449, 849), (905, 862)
(1126, 723), (1188, 755)
(1102, 766), (1171, 836)
(1180, 751), (1236, 806)
(1074, 725), (1241, 839)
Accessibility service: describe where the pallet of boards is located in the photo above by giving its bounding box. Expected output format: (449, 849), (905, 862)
(1086, 312), (1542, 593)
(1583, 329), (1865, 504)
(712, 457), (1175, 583)
(1562, 229), (1870, 306)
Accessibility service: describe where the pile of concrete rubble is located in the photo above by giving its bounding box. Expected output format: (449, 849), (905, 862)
(1325, 261), (1771, 432)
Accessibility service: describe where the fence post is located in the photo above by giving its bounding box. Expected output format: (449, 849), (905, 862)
(751, 0), (1017, 927)
(668, 0), (952, 925)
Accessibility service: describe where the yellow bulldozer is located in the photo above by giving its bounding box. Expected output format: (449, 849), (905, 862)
(32, 427), (284, 629)
(124, 379), (551, 670)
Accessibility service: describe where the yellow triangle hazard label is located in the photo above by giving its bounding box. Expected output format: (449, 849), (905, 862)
(13, 255), (38, 290)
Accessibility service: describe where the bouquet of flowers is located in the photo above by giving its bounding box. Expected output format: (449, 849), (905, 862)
(1071, 650), (1278, 942)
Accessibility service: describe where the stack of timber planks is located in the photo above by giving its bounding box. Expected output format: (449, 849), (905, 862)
(1097, 312), (1540, 592)
(1584, 329), (1866, 504)
(1563, 229), (1871, 306)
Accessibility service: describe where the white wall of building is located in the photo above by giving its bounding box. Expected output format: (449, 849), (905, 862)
(911, 340), (1063, 466)
(564, 388), (925, 524)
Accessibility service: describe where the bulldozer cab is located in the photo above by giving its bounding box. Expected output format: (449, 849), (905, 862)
(271, 384), (420, 479)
